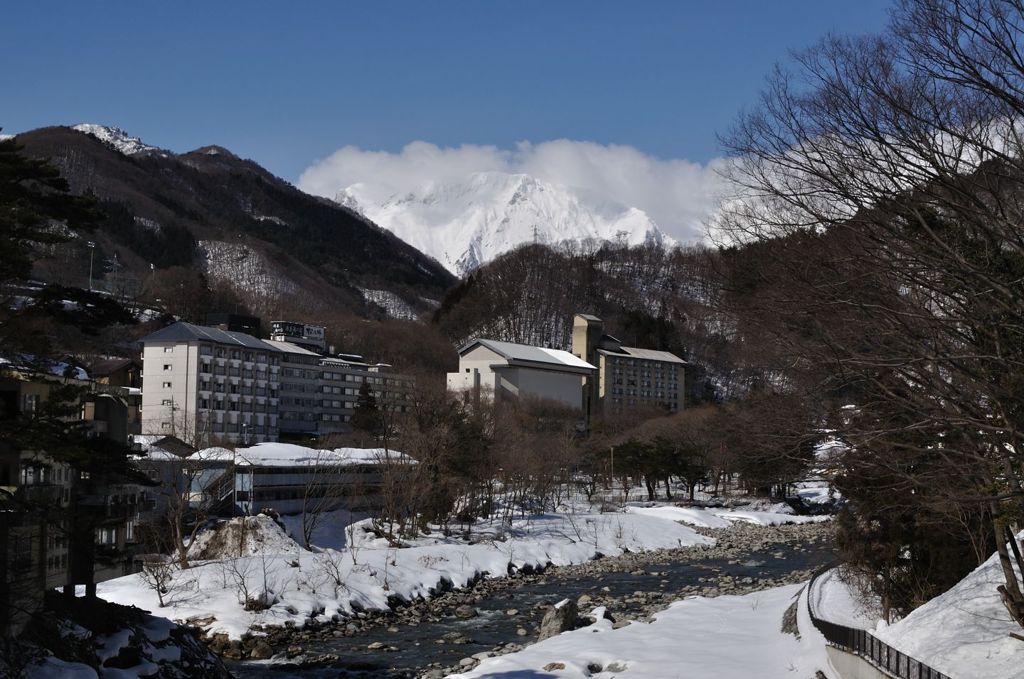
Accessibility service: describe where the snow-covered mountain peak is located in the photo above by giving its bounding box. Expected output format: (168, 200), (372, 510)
(72, 124), (161, 156)
(337, 171), (674, 275)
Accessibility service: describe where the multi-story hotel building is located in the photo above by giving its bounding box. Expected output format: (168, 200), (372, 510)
(571, 313), (686, 418)
(140, 322), (412, 445)
(141, 323), (282, 445)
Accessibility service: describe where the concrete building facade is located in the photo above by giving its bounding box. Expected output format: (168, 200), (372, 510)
(141, 322), (414, 444)
(447, 338), (596, 411)
(571, 314), (686, 417)
(141, 323), (282, 446)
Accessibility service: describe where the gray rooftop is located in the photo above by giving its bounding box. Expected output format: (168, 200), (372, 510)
(263, 339), (322, 356)
(463, 338), (596, 371)
(140, 322), (279, 351)
(598, 345), (686, 364)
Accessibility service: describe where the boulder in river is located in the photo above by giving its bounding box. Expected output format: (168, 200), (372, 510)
(454, 605), (478, 619)
(538, 598), (578, 640)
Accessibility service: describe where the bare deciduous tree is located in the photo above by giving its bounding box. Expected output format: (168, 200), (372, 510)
(718, 0), (1024, 623)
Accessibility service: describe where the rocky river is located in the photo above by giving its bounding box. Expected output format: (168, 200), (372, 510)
(226, 521), (833, 678)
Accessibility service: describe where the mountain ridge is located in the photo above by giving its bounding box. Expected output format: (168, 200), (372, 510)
(14, 125), (456, 321)
(337, 170), (675, 275)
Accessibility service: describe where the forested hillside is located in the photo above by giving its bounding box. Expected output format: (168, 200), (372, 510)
(431, 241), (753, 403)
(14, 126), (456, 322)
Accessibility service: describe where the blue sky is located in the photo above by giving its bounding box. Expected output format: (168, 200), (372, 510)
(4, 1), (893, 184)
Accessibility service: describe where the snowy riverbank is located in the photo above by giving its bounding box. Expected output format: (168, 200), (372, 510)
(448, 583), (830, 679)
(95, 501), (826, 649)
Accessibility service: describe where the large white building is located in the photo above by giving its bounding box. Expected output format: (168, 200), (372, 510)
(447, 338), (596, 411)
(141, 322), (412, 445)
(141, 323), (282, 445)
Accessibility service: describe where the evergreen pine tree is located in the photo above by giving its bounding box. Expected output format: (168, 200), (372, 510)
(351, 381), (383, 437)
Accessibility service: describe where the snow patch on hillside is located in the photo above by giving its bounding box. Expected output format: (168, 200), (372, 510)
(134, 216), (161, 232)
(198, 240), (299, 312)
(359, 288), (418, 320)
(72, 124), (162, 156)
(250, 213), (288, 226)
(338, 171), (674, 275)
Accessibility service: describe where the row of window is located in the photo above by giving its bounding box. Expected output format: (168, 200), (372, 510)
(197, 382), (279, 397)
(198, 346), (278, 364)
(197, 398), (273, 413)
(200, 363), (274, 378)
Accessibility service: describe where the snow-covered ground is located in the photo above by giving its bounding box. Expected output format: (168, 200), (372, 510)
(94, 498), (815, 641)
(872, 538), (1024, 679)
(450, 584), (831, 679)
(808, 545), (1024, 679)
(809, 567), (880, 629)
(625, 503), (830, 529)
(21, 605), (226, 679)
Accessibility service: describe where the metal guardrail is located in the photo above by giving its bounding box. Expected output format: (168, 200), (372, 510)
(806, 567), (952, 679)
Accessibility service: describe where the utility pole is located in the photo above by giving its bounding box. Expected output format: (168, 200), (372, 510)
(87, 241), (96, 291)
(168, 396), (179, 438)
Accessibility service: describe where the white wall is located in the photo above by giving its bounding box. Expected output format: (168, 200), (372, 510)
(141, 341), (199, 439)
(447, 345), (585, 410)
(447, 345), (503, 397)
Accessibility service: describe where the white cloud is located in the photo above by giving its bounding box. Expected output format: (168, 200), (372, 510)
(297, 139), (727, 243)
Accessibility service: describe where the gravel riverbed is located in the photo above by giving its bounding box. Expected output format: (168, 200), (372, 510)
(225, 520), (834, 678)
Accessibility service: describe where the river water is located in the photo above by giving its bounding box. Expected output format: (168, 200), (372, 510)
(230, 526), (833, 678)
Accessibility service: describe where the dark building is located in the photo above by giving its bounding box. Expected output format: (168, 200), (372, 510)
(206, 313), (261, 337)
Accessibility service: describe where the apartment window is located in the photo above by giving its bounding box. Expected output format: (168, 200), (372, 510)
(162, 381), (172, 388)
(161, 399), (172, 406)
(96, 527), (117, 545)
(163, 346), (174, 353)
(161, 422), (170, 429)
(199, 398), (210, 409)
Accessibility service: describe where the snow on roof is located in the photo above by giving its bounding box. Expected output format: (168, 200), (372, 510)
(262, 339), (322, 356)
(187, 443), (412, 467)
(0, 354), (90, 380)
(598, 346), (686, 364)
(464, 338), (596, 371)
